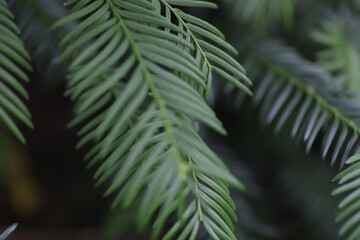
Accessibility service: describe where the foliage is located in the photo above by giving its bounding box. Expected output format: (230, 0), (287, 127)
(0, 0), (33, 143)
(216, 0), (360, 239)
(333, 154), (360, 240)
(2, 0), (360, 239)
(311, 8), (360, 91)
(234, 41), (360, 169)
(51, 0), (251, 239)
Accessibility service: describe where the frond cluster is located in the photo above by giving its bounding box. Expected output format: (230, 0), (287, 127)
(219, 40), (360, 239)
(54, 0), (251, 239)
(311, 8), (360, 91)
(0, 0), (32, 143)
(333, 154), (360, 240)
(226, 41), (360, 169)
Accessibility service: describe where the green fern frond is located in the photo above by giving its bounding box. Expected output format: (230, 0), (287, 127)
(226, 41), (360, 169)
(0, 0), (32, 144)
(221, 40), (360, 239)
(0, 223), (17, 240)
(311, 8), (360, 91)
(332, 154), (360, 240)
(222, 0), (295, 29)
(54, 0), (251, 239)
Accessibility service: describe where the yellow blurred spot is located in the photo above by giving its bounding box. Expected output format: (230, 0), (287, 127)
(5, 144), (44, 217)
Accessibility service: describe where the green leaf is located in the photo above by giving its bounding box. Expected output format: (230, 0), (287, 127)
(0, 0), (32, 143)
(55, 0), (249, 239)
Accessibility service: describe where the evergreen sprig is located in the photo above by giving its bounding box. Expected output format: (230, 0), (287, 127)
(333, 154), (360, 240)
(311, 7), (360, 92)
(54, 0), (251, 239)
(227, 41), (360, 169)
(221, 40), (360, 239)
(0, 0), (32, 143)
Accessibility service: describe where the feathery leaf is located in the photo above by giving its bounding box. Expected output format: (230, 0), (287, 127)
(0, 0), (32, 144)
(54, 0), (251, 239)
(225, 41), (360, 169)
(311, 8), (360, 92)
(221, 40), (360, 239)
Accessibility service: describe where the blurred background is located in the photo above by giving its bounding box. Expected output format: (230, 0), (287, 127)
(1, 0), (359, 239)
